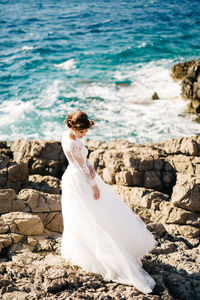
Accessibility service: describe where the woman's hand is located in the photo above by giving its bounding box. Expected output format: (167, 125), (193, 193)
(92, 184), (100, 200)
(88, 165), (96, 179)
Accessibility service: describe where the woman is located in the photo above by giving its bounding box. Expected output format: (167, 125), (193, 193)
(61, 109), (157, 294)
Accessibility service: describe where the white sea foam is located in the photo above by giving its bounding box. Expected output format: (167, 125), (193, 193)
(55, 59), (76, 71)
(102, 19), (111, 24)
(60, 59), (199, 143)
(0, 99), (39, 140)
(137, 42), (146, 48)
(0, 100), (34, 125)
(21, 46), (34, 51)
(113, 59), (181, 103)
(2, 55), (16, 63)
(1, 59), (199, 143)
(37, 79), (62, 109)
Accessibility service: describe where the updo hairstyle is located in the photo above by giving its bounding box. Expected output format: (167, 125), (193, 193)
(65, 109), (95, 130)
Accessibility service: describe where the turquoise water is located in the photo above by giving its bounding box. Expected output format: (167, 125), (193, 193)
(0, 0), (200, 143)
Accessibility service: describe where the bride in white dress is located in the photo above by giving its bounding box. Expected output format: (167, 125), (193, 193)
(61, 109), (157, 294)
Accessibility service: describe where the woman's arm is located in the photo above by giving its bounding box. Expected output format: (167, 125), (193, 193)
(67, 142), (100, 200)
(86, 159), (96, 179)
(70, 143), (96, 186)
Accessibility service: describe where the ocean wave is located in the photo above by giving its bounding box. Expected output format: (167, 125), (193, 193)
(21, 46), (34, 51)
(137, 42), (147, 48)
(55, 59), (76, 71)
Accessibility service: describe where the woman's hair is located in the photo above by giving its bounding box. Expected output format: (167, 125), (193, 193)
(65, 109), (95, 130)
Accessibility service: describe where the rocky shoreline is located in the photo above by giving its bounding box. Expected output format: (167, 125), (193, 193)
(0, 136), (200, 300)
(171, 58), (200, 115)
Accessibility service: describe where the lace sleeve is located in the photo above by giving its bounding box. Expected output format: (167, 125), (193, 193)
(70, 142), (96, 187)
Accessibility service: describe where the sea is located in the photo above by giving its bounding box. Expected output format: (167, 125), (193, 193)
(0, 0), (200, 143)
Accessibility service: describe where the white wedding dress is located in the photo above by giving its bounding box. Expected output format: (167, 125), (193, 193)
(61, 130), (157, 294)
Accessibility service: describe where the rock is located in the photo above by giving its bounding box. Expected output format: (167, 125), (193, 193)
(169, 155), (194, 174)
(146, 223), (166, 236)
(0, 135), (199, 299)
(171, 59), (197, 80)
(8, 161), (28, 182)
(177, 225), (200, 238)
(28, 174), (61, 194)
(85, 139), (108, 151)
(0, 189), (17, 213)
(1, 292), (31, 300)
(0, 220), (9, 234)
(10, 233), (24, 244)
(165, 206), (200, 225)
(171, 176), (200, 212)
(8, 139), (44, 163)
(0, 168), (7, 187)
(152, 241), (177, 255)
(159, 136), (200, 156)
(171, 58), (200, 114)
(45, 212), (63, 233)
(10, 198), (27, 213)
(151, 92), (159, 100)
(164, 273), (197, 300)
(102, 168), (116, 184)
(18, 189), (61, 213)
(182, 61), (200, 100)
(115, 171), (133, 186)
(133, 188), (169, 210)
(34, 236), (53, 252)
(8, 139), (67, 178)
(124, 152), (154, 171)
(1, 212), (44, 235)
(43, 267), (68, 293)
(7, 161), (29, 193)
(144, 171), (162, 190)
(30, 158), (61, 178)
(103, 151), (123, 172)
(0, 234), (12, 252)
(27, 237), (38, 247)
(131, 170), (143, 186)
(0, 154), (10, 170)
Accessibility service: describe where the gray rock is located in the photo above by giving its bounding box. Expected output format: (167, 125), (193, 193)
(0, 189), (17, 214)
(171, 176), (200, 212)
(171, 58), (200, 114)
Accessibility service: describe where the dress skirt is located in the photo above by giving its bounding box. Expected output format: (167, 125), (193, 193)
(61, 164), (157, 294)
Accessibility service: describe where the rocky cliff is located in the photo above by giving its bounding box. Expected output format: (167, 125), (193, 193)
(0, 136), (199, 299)
(171, 58), (200, 114)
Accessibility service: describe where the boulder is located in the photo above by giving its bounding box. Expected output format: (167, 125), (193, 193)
(7, 139), (67, 178)
(171, 59), (197, 80)
(45, 212), (63, 233)
(7, 161), (29, 193)
(103, 151), (123, 172)
(43, 268), (68, 293)
(27, 174), (61, 194)
(165, 206), (200, 225)
(115, 171), (133, 186)
(18, 189), (61, 213)
(8, 139), (44, 162)
(171, 176), (200, 212)
(0, 168), (7, 187)
(124, 153), (154, 171)
(0, 234), (12, 253)
(102, 168), (115, 184)
(144, 171), (162, 190)
(0, 189), (17, 214)
(0, 154), (10, 170)
(171, 58), (200, 114)
(151, 92), (159, 100)
(158, 136), (200, 156)
(1, 212), (44, 235)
